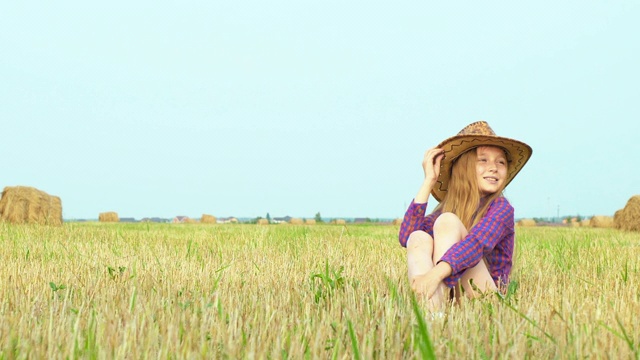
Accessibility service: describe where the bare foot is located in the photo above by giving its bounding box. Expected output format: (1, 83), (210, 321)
(428, 283), (446, 312)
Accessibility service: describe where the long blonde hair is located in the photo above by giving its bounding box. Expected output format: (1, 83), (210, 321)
(434, 147), (508, 229)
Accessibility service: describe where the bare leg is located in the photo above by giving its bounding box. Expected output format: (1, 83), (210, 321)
(406, 231), (434, 283)
(459, 259), (497, 297)
(433, 212), (467, 262)
(433, 212), (497, 300)
(406, 231), (446, 311)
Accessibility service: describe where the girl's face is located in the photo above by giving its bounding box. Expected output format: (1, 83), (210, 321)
(475, 146), (508, 197)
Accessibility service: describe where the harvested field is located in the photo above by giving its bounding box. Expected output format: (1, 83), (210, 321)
(0, 223), (638, 358)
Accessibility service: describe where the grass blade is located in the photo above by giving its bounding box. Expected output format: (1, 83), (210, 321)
(347, 320), (361, 360)
(410, 293), (436, 360)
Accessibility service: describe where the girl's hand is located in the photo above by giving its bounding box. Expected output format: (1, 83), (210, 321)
(411, 272), (442, 299)
(422, 147), (445, 187)
(411, 262), (452, 299)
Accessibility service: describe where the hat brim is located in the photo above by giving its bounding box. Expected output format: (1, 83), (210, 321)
(431, 135), (532, 202)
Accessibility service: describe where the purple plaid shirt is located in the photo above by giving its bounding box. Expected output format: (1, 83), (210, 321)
(398, 196), (514, 288)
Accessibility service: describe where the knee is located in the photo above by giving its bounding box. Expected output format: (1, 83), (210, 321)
(434, 212), (463, 233)
(406, 231), (432, 250)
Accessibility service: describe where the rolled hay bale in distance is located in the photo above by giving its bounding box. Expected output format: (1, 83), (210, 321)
(99, 212), (119, 222)
(516, 219), (536, 227)
(0, 186), (63, 226)
(305, 219), (316, 225)
(614, 195), (640, 231)
(392, 218), (403, 226)
(590, 215), (614, 228)
(201, 214), (217, 224)
(289, 218), (303, 225)
(334, 219), (346, 225)
(257, 218), (269, 225)
(580, 218), (591, 227)
(614, 209), (625, 228)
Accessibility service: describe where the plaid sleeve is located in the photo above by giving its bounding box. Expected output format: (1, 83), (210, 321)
(398, 199), (439, 247)
(438, 197), (514, 287)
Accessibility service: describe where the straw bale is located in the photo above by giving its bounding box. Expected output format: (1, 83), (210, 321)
(99, 212), (119, 222)
(0, 186), (63, 226)
(590, 215), (614, 228)
(201, 214), (217, 224)
(305, 219), (316, 225)
(614, 209), (624, 228)
(257, 218), (269, 225)
(516, 219), (536, 227)
(392, 218), (403, 226)
(580, 219), (591, 227)
(334, 219), (346, 225)
(290, 218), (303, 225)
(614, 195), (640, 231)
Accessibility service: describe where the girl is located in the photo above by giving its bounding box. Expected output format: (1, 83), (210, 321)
(398, 121), (532, 308)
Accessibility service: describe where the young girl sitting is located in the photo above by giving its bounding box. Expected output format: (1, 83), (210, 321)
(399, 121), (532, 309)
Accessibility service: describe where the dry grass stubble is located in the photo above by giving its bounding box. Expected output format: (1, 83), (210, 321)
(0, 223), (638, 358)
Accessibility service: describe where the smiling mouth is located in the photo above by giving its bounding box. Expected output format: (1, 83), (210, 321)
(484, 177), (499, 183)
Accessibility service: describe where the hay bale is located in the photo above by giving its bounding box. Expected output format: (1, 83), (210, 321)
(290, 218), (303, 225)
(335, 219), (346, 225)
(614, 209), (624, 228)
(590, 215), (614, 228)
(567, 218), (581, 227)
(99, 211), (119, 222)
(201, 214), (217, 224)
(614, 195), (640, 231)
(305, 219), (316, 225)
(580, 219), (591, 227)
(257, 218), (269, 225)
(0, 186), (63, 226)
(516, 219), (536, 227)
(392, 218), (403, 226)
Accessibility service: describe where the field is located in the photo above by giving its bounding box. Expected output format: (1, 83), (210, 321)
(1, 222), (639, 359)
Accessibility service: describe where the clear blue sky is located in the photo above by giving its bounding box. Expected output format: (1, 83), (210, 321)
(1, 2), (638, 220)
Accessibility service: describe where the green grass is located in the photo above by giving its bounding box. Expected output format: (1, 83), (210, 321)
(0, 222), (638, 358)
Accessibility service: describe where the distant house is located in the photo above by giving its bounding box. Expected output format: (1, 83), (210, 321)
(353, 218), (369, 224)
(173, 216), (190, 223)
(217, 217), (239, 224)
(119, 217), (137, 223)
(272, 216), (292, 224)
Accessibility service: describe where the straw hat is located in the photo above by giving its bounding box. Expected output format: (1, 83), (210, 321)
(432, 121), (532, 202)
